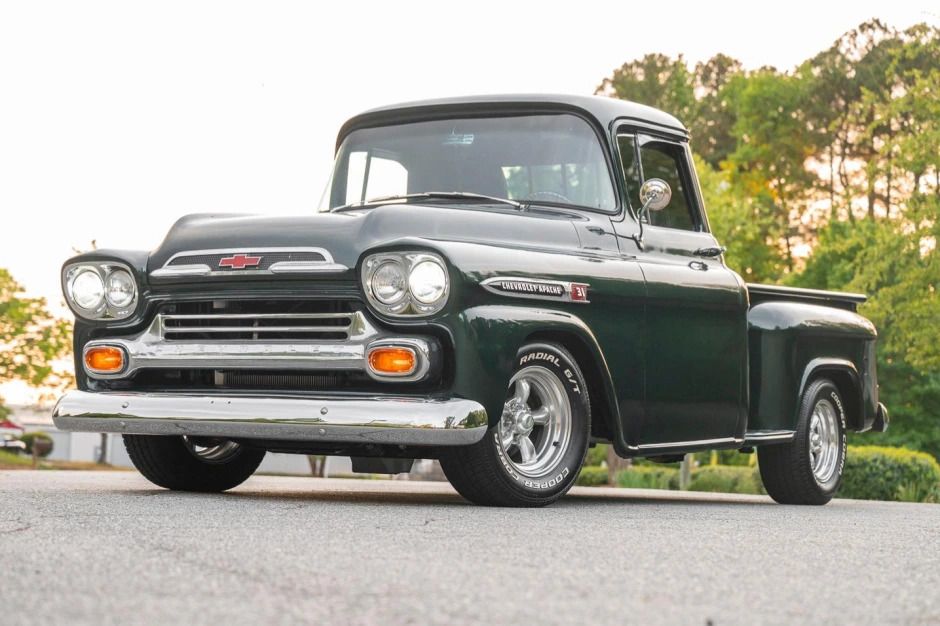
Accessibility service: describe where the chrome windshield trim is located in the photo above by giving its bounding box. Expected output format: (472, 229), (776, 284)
(53, 390), (488, 447)
(151, 247), (348, 278)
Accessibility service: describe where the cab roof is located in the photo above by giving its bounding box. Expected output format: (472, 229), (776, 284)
(336, 94), (688, 150)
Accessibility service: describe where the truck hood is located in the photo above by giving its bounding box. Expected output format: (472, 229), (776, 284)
(148, 203), (582, 274)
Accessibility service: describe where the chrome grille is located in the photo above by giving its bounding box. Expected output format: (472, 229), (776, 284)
(159, 300), (358, 341)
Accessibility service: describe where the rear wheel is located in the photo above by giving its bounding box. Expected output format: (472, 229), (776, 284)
(123, 435), (265, 492)
(440, 342), (591, 507)
(758, 378), (846, 505)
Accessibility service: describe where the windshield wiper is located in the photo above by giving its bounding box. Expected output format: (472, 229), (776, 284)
(332, 191), (527, 212)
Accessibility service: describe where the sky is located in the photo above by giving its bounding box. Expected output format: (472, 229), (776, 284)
(1, 0), (938, 320)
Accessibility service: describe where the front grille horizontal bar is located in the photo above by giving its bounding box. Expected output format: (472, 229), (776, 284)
(161, 309), (355, 341)
(162, 313), (354, 321)
(164, 326), (351, 334)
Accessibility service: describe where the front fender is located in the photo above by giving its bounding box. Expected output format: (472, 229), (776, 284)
(448, 305), (622, 444)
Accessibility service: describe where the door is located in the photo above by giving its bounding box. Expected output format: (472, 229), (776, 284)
(612, 131), (748, 447)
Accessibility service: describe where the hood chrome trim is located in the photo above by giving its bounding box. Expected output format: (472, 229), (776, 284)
(150, 247), (348, 278)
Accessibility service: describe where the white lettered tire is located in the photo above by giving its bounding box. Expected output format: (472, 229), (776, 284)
(440, 342), (591, 507)
(758, 378), (847, 505)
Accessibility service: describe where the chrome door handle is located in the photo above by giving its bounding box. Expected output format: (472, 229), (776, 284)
(694, 246), (726, 258)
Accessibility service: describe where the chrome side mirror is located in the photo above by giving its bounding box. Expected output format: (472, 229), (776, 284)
(633, 178), (672, 250)
(639, 178), (671, 213)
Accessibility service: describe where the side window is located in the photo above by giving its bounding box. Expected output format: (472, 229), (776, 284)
(617, 135), (642, 211)
(617, 133), (699, 231)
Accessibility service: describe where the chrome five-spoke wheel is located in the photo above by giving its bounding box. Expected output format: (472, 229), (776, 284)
(809, 398), (840, 484)
(498, 366), (573, 477)
(438, 342), (591, 507)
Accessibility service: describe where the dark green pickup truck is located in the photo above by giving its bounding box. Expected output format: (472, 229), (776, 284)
(54, 95), (888, 507)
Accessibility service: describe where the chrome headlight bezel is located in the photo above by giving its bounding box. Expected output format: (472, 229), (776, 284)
(361, 252), (449, 317)
(63, 261), (139, 321)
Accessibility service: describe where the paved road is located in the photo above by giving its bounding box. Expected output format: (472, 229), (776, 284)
(1, 471), (937, 625)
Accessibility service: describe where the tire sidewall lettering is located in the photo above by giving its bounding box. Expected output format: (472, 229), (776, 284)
(517, 352), (581, 395)
(829, 390), (847, 482)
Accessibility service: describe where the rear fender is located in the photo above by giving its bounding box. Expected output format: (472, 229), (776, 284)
(748, 301), (879, 433)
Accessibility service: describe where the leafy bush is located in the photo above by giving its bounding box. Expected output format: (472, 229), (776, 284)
(20, 432), (54, 457)
(688, 465), (765, 495)
(839, 445), (940, 502)
(584, 444), (609, 467)
(576, 465), (609, 487)
(615, 465), (679, 490)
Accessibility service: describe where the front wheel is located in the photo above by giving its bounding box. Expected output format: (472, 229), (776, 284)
(440, 342), (591, 507)
(123, 435), (265, 492)
(758, 378), (847, 505)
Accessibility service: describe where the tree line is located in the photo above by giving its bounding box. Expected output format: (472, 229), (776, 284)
(598, 19), (939, 457)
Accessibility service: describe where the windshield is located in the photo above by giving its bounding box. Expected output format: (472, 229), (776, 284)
(320, 114), (617, 212)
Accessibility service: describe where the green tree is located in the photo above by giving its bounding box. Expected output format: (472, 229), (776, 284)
(694, 154), (786, 282)
(0, 269), (72, 410)
(689, 54), (744, 168)
(595, 53), (695, 123)
(725, 70), (815, 274)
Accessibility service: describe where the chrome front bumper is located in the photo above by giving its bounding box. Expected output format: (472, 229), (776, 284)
(53, 390), (488, 446)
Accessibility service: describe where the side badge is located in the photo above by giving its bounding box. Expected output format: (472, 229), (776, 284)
(481, 277), (590, 304)
(570, 283), (589, 302)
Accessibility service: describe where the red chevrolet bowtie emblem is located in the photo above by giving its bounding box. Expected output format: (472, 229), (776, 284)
(218, 253), (262, 270)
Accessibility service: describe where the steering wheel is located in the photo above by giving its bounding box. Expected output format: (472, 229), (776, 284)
(525, 191), (572, 204)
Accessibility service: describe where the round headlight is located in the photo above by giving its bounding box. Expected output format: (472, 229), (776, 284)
(371, 261), (407, 304)
(408, 260), (447, 304)
(105, 269), (136, 308)
(70, 269), (105, 310)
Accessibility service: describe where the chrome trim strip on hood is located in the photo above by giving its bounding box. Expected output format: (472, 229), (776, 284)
(150, 247), (348, 278)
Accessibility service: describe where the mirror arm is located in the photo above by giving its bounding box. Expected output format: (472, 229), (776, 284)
(632, 201), (651, 250)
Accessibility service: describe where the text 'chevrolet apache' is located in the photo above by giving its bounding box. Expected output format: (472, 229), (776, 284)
(54, 95), (888, 506)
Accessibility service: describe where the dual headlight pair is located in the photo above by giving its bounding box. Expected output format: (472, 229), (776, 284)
(64, 251), (447, 321)
(63, 263), (138, 320)
(361, 252), (449, 316)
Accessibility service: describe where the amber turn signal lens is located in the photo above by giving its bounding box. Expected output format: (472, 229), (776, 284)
(368, 346), (416, 376)
(84, 346), (125, 373)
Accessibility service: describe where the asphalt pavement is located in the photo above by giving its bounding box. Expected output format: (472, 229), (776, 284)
(1, 470), (937, 625)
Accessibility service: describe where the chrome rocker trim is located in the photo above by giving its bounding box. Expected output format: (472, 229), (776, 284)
(53, 391), (488, 446)
(743, 429), (797, 444)
(83, 311), (433, 383)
